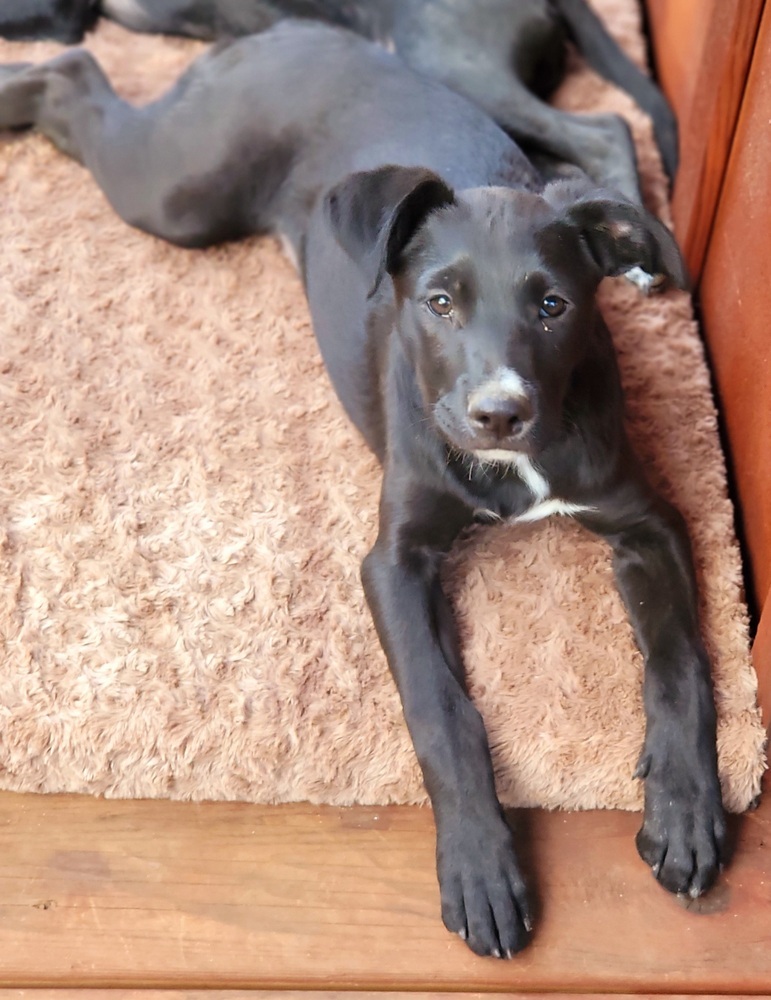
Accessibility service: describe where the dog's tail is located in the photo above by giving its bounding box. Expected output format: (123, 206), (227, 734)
(553, 0), (678, 182)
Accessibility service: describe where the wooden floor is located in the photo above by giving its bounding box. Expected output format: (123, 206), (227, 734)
(0, 785), (769, 995)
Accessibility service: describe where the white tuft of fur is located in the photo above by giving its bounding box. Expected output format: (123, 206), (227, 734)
(474, 450), (550, 501)
(623, 266), (665, 295)
(512, 498), (593, 523)
(471, 366), (528, 401)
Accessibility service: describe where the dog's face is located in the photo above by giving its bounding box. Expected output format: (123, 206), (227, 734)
(326, 167), (686, 461)
(391, 189), (602, 459)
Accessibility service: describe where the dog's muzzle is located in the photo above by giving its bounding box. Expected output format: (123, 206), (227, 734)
(466, 368), (535, 448)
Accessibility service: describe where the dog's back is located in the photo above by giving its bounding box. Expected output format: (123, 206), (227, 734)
(150, 25), (539, 246)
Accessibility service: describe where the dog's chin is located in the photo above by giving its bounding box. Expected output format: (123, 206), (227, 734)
(432, 407), (545, 463)
(443, 433), (539, 464)
(471, 446), (533, 465)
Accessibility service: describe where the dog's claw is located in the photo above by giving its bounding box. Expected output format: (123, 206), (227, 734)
(633, 752), (651, 780)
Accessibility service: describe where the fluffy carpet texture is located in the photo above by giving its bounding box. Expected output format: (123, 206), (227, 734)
(0, 1), (765, 812)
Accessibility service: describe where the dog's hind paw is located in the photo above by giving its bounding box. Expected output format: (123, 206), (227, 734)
(623, 266), (668, 295)
(0, 63), (33, 83)
(0, 63), (37, 133)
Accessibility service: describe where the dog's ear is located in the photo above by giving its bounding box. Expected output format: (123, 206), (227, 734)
(544, 187), (688, 289)
(325, 166), (455, 296)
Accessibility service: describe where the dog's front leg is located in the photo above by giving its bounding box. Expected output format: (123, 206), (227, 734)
(580, 487), (726, 898)
(361, 482), (531, 958)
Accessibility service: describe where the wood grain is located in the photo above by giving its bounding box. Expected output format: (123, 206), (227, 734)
(646, 0), (765, 279)
(646, 0), (712, 124)
(0, 789), (768, 991)
(2, 995), (769, 1000)
(4, 995), (769, 1000)
(700, 1), (771, 613)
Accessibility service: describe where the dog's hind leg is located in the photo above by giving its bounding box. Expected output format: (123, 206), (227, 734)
(393, 19), (644, 204)
(100, 0), (352, 40)
(0, 0), (97, 44)
(0, 47), (288, 248)
(554, 0), (678, 182)
(446, 64), (643, 205)
(0, 53), (113, 158)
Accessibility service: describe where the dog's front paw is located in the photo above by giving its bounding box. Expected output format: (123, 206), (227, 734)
(436, 816), (532, 958)
(635, 750), (726, 898)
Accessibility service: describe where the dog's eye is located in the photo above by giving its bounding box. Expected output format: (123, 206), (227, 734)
(539, 295), (567, 319)
(427, 294), (454, 318)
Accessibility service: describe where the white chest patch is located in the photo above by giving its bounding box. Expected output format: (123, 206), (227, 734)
(472, 451), (593, 524)
(511, 497), (592, 524)
(473, 450), (549, 501)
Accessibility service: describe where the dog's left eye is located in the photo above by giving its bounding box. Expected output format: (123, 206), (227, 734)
(427, 294), (454, 318)
(539, 295), (567, 319)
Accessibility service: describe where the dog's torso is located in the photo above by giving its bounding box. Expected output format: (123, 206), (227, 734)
(179, 26), (633, 534)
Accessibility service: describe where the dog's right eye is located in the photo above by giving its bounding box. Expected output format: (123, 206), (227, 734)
(539, 295), (567, 319)
(427, 294), (454, 318)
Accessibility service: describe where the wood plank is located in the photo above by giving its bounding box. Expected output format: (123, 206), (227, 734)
(700, 1), (771, 610)
(0, 790), (769, 992)
(5, 995), (771, 1000)
(646, 0), (764, 279)
(3, 994), (770, 1000)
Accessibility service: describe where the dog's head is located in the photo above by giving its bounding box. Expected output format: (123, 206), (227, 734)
(326, 166), (686, 461)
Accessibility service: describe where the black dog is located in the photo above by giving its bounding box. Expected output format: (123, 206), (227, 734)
(0, 0), (677, 205)
(0, 24), (723, 958)
(0, 0), (98, 44)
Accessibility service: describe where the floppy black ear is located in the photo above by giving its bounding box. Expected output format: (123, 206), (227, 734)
(324, 166), (456, 296)
(544, 187), (688, 289)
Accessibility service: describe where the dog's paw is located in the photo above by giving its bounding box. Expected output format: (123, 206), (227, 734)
(436, 816), (532, 958)
(0, 63), (33, 84)
(635, 751), (726, 898)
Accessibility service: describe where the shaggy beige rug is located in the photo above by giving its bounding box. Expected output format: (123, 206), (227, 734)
(0, 1), (765, 813)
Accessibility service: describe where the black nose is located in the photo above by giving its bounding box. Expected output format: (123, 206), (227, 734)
(467, 393), (533, 440)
